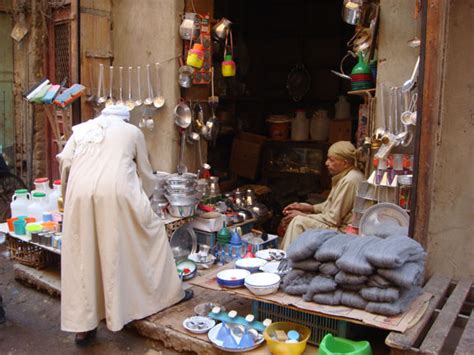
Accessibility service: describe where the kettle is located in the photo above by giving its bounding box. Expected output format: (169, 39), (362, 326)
(310, 109), (330, 141)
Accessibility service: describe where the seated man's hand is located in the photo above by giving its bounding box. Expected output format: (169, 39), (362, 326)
(283, 202), (314, 215)
(281, 210), (305, 225)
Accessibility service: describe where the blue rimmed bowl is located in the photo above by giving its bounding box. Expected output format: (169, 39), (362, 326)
(216, 269), (250, 288)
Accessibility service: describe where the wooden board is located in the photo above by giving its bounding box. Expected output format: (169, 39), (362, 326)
(454, 309), (474, 355)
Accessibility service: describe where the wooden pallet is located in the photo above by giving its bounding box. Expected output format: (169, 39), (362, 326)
(386, 274), (473, 355)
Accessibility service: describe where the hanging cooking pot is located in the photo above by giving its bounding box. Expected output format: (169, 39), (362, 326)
(286, 63), (311, 102)
(212, 17), (232, 41)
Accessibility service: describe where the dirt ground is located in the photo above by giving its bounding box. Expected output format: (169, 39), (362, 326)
(0, 245), (184, 355)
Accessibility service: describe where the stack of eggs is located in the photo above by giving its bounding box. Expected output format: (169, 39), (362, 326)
(350, 52), (373, 91)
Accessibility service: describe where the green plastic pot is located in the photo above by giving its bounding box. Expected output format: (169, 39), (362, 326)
(318, 333), (372, 355)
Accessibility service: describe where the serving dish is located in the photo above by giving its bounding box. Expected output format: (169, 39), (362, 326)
(194, 302), (226, 317)
(170, 224), (197, 260)
(208, 323), (264, 352)
(176, 259), (197, 280)
(244, 272), (281, 296)
(255, 249), (286, 261)
(359, 202), (410, 236)
(216, 269), (250, 288)
(182, 316), (215, 334)
(235, 258), (267, 273)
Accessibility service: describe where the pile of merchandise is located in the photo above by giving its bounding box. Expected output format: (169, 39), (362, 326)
(280, 229), (426, 316)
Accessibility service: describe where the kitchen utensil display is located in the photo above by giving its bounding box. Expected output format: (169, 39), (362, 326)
(116, 66), (124, 106)
(179, 12), (201, 40)
(212, 18), (232, 41)
(135, 66), (143, 106)
(170, 224), (198, 261)
(287, 63), (311, 101)
(144, 64), (153, 105)
(126, 67), (135, 111)
(153, 62), (165, 108)
(105, 66), (114, 107)
(401, 56), (420, 93)
(97, 64), (107, 104)
(359, 202), (410, 236)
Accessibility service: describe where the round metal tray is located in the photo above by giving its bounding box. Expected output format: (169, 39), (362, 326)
(359, 202), (410, 236)
(169, 224), (197, 261)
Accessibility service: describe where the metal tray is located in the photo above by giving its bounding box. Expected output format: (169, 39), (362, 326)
(359, 202), (409, 236)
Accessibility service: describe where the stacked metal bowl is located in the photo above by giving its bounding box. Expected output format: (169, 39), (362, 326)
(151, 172), (170, 218)
(165, 173), (200, 217)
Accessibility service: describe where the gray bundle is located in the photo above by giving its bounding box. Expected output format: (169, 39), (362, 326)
(366, 235), (426, 268)
(335, 271), (368, 285)
(319, 262), (340, 276)
(303, 276), (338, 301)
(313, 290), (342, 306)
(340, 284), (365, 291)
(289, 259), (321, 272)
(287, 229), (337, 261)
(336, 236), (380, 275)
(314, 234), (355, 262)
(378, 261), (424, 288)
(367, 274), (393, 288)
(280, 270), (316, 296)
(360, 287), (400, 303)
(366, 221), (409, 239)
(340, 291), (368, 309)
(365, 287), (422, 316)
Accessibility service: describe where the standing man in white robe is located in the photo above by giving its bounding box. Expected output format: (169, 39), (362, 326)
(280, 141), (364, 250)
(57, 105), (189, 346)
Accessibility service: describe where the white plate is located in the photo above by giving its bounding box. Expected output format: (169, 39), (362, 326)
(359, 202), (410, 236)
(255, 249), (286, 261)
(208, 323), (264, 352)
(182, 316), (216, 334)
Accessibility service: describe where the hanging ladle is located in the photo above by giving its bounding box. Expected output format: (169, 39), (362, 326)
(125, 66), (135, 111)
(135, 66), (143, 106)
(174, 101), (192, 175)
(86, 63), (97, 104)
(105, 65), (115, 107)
(188, 132), (211, 175)
(116, 66), (125, 106)
(208, 66), (219, 108)
(97, 64), (107, 104)
(144, 64), (154, 105)
(153, 62), (165, 108)
(401, 56), (420, 93)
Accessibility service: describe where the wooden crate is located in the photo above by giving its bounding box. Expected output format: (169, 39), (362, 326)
(165, 218), (192, 239)
(6, 235), (59, 269)
(386, 275), (473, 355)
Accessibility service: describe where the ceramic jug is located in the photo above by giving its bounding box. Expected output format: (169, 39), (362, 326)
(310, 109), (330, 141)
(291, 110), (309, 141)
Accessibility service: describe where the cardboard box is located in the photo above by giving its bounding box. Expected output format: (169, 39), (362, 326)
(329, 119), (352, 143)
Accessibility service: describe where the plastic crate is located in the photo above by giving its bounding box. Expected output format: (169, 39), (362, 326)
(252, 300), (349, 346)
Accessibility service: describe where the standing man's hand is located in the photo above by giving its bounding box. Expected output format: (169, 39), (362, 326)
(283, 202), (314, 215)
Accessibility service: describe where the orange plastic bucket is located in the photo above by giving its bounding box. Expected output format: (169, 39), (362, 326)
(267, 115), (291, 140)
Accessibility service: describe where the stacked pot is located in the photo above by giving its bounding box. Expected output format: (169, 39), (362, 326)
(165, 173), (200, 218)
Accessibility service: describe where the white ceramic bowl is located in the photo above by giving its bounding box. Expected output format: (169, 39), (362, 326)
(182, 316), (216, 334)
(216, 268), (250, 288)
(255, 249), (286, 261)
(235, 257), (267, 273)
(259, 260), (290, 276)
(244, 272), (281, 296)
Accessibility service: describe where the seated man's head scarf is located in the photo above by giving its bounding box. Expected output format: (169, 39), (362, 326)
(328, 141), (360, 169)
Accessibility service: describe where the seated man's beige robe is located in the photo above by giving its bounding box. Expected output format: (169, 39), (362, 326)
(281, 167), (363, 250)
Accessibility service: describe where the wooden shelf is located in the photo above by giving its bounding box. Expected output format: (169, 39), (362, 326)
(347, 88), (376, 102)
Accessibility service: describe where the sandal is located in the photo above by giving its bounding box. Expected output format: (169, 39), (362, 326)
(75, 328), (97, 347)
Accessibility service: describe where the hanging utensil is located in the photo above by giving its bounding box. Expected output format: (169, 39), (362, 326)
(126, 66), (135, 111)
(116, 66), (125, 106)
(105, 66), (114, 107)
(401, 56), (420, 93)
(177, 128), (188, 175)
(208, 66), (219, 107)
(153, 62), (165, 108)
(135, 66), (143, 106)
(174, 101), (192, 128)
(144, 64), (154, 105)
(97, 64), (107, 104)
(86, 63), (97, 104)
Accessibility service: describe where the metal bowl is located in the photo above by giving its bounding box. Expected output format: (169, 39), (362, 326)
(165, 193), (200, 206)
(168, 203), (198, 218)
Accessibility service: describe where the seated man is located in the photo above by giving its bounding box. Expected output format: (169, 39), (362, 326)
(280, 141), (364, 250)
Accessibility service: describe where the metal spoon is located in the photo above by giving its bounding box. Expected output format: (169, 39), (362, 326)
(135, 66), (143, 106)
(105, 66), (114, 107)
(144, 64), (154, 105)
(116, 66), (125, 106)
(401, 56), (420, 93)
(126, 67), (135, 111)
(177, 128), (188, 175)
(97, 64), (107, 104)
(153, 62), (165, 108)
(86, 63), (97, 104)
(189, 131), (211, 173)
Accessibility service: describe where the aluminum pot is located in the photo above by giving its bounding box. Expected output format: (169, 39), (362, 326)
(166, 193), (200, 205)
(168, 204), (198, 218)
(212, 18), (232, 41)
(165, 185), (197, 195)
(166, 173), (196, 185)
(342, 0), (367, 26)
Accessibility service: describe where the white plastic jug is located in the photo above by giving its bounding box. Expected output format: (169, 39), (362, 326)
(48, 180), (62, 212)
(27, 192), (49, 222)
(310, 109), (330, 141)
(34, 177), (53, 205)
(10, 189), (31, 217)
(335, 95), (351, 119)
(291, 110), (309, 141)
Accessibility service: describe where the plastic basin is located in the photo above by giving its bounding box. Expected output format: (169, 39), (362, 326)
(318, 333), (372, 355)
(263, 322), (310, 355)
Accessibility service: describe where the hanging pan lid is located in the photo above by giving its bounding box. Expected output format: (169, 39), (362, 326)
(287, 63), (311, 102)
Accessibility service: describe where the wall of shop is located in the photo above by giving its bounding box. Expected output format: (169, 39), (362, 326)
(426, 0), (474, 279)
(112, 0), (199, 173)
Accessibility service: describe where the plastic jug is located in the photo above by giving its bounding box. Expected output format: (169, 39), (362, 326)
(34, 177), (52, 204)
(27, 192), (49, 222)
(291, 110), (309, 141)
(10, 189), (31, 218)
(335, 95), (351, 119)
(310, 109), (330, 141)
(48, 180), (62, 212)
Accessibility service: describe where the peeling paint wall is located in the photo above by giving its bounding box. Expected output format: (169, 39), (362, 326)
(112, 0), (195, 173)
(426, 0), (474, 279)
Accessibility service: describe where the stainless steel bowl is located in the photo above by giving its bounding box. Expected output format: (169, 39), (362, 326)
(168, 203), (198, 218)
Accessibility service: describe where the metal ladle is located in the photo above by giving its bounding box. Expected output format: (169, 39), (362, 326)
(153, 62), (165, 108)
(135, 66), (143, 106)
(174, 101), (192, 175)
(97, 63), (107, 104)
(126, 66), (135, 111)
(144, 64), (154, 105)
(189, 131), (211, 174)
(401, 56), (420, 93)
(116, 66), (125, 106)
(105, 66), (114, 107)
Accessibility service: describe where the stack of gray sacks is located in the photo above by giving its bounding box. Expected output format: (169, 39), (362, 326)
(280, 229), (426, 316)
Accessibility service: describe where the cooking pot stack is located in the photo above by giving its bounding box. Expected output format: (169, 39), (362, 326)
(165, 173), (200, 218)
